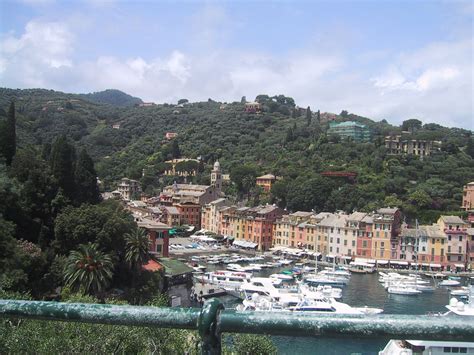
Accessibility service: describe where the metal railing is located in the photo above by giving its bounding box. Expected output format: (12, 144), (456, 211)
(1, 298), (474, 354)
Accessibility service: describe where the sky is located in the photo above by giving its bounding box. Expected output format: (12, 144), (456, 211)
(0, 0), (473, 128)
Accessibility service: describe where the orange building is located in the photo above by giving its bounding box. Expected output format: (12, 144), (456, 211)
(256, 174), (277, 192)
(462, 182), (474, 211)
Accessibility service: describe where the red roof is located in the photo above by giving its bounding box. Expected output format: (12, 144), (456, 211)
(142, 259), (163, 272)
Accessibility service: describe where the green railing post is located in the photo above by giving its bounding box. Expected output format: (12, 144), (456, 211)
(198, 298), (224, 355)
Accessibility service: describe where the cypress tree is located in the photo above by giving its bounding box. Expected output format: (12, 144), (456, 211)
(316, 110), (321, 123)
(51, 135), (76, 200)
(171, 140), (181, 159)
(3, 102), (16, 165)
(75, 148), (101, 204)
(306, 106), (312, 126)
(466, 137), (474, 159)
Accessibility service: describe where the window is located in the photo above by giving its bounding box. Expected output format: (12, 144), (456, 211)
(352, 240), (356, 247)
(156, 244), (162, 253)
(344, 240), (347, 246)
(459, 236), (463, 242)
(448, 235), (452, 241)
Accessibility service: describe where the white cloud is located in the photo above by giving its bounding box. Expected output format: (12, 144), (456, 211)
(0, 18), (472, 129)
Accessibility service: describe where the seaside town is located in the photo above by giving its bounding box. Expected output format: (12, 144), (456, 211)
(113, 161), (474, 272)
(1, 0), (473, 353)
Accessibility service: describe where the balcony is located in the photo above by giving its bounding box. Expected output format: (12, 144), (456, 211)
(1, 298), (472, 354)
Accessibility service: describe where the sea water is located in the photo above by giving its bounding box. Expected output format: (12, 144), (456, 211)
(213, 269), (459, 354)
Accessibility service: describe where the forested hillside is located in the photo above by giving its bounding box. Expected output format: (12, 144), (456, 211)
(1, 88), (473, 224)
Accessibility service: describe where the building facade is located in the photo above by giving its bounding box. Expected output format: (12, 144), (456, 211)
(256, 174), (277, 192)
(327, 121), (371, 142)
(117, 178), (141, 201)
(385, 135), (441, 157)
(462, 182), (474, 211)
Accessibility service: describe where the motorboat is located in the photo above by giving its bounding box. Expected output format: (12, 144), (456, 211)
(270, 273), (294, 281)
(439, 279), (461, 287)
(450, 287), (470, 297)
(349, 262), (376, 274)
(379, 339), (474, 355)
(388, 284), (422, 295)
(305, 274), (349, 287)
(298, 282), (343, 300)
(238, 293), (382, 315)
(197, 270), (253, 291)
(444, 297), (474, 316)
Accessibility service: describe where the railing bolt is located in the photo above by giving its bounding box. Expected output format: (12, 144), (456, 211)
(198, 298), (224, 355)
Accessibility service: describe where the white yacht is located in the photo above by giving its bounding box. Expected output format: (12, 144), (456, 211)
(444, 286), (474, 316)
(439, 279), (461, 287)
(238, 293), (382, 315)
(349, 262), (376, 274)
(196, 270), (252, 294)
(387, 284), (422, 295)
(379, 339), (474, 355)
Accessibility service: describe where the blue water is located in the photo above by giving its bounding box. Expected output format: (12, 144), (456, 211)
(199, 262), (464, 354)
(216, 271), (460, 354)
(272, 273), (454, 354)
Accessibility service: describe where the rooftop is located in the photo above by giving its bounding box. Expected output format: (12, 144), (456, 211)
(439, 215), (466, 224)
(157, 257), (193, 276)
(257, 174), (276, 180)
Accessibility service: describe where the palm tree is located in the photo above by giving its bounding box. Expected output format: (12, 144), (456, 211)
(64, 243), (113, 296)
(124, 228), (150, 270)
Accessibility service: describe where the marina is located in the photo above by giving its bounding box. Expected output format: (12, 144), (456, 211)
(186, 250), (474, 354)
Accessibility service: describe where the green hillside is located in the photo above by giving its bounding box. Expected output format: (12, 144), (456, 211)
(1, 88), (473, 223)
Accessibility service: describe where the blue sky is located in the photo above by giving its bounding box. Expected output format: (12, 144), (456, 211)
(0, 0), (472, 128)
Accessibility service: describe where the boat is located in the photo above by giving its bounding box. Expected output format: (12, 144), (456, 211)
(379, 339), (474, 355)
(269, 273), (294, 281)
(305, 275), (348, 287)
(450, 287), (470, 297)
(238, 293), (382, 315)
(196, 270), (253, 292)
(439, 279), (461, 287)
(349, 261), (376, 274)
(387, 284), (422, 295)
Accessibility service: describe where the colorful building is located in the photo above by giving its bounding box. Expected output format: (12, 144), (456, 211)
(137, 218), (170, 257)
(327, 121), (371, 142)
(385, 135), (441, 157)
(256, 174), (277, 192)
(438, 215), (468, 270)
(462, 182), (474, 211)
(201, 198), (230, 234)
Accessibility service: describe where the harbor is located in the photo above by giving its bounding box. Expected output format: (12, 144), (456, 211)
(184, 249), (474, 354)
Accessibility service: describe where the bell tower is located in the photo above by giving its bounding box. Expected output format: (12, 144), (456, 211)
(211, 161), (222, 193)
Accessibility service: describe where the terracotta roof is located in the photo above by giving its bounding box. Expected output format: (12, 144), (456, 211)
(142, 259), (164, 272)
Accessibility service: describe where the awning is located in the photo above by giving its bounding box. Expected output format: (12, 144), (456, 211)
(376, 260), (389, 265)
(355, 258), (376, 264)
(233, 240), (258, 249)
(455, 264), (465, 268)
(391, 261), (409, 265)
(429, 264), (441, 268)
(341, 256), (352, 260)
(326, 254), (336, 258)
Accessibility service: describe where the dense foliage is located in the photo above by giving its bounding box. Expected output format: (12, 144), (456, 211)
(1, 88), (473, 225)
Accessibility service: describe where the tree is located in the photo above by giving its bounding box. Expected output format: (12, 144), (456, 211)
(230, 164), (258, 198)
(306, 106), (312, 126)
(230, 334), (277, 354)
(177, 99), (188, 105)
(75, 148), (101, 205)
(124, 228), (150, 270)
(465, 137), (474, 159)
(316, 110), (321, 123)
(51, 136), (76, 200)
(54, 200), (135, 254)
(240, 96), (246, 104)
(1, 101), (16, 165)
(401, 118), (422, 132)
(64, 243), (113, 296)
(340, 110), (349, 118)
(171, 140), (181, 159)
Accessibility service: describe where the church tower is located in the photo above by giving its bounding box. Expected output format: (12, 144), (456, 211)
(211, 160), (222, 194)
